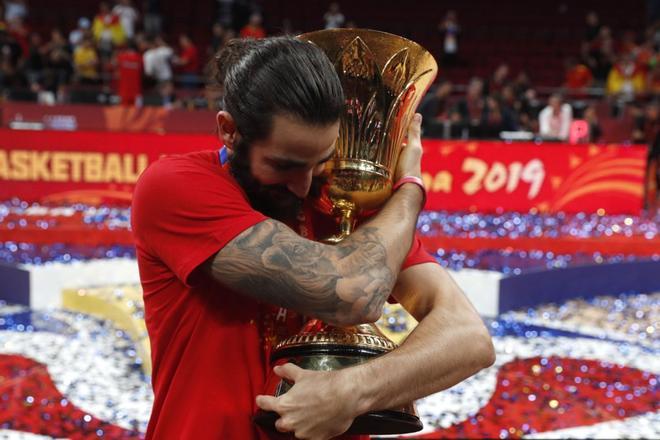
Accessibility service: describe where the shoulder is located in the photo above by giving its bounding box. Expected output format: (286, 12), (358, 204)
(136, 151), (220, 187)
(132, 150), (233, 218)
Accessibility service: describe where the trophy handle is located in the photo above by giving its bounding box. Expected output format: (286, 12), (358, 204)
(323, 199), (356, 244)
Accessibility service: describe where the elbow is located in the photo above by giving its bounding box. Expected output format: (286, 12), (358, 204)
(351, 300), (384, 326)
(330, 280), (390, 327)
(474, 326), (496, 370)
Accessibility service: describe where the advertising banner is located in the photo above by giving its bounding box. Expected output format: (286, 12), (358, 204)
(0, 130), (647, 213)
(420, 140), (647, 214)
(0, 129), (217, 204)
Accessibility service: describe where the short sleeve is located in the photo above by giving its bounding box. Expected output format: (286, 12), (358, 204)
(401, 232), (436, 270)
(131, 154), (267, 286)
(385, 233), (435, 304)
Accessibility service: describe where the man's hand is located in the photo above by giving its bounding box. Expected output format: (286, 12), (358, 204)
(394, 113), (424, 181)
(256, 364), (363, 440)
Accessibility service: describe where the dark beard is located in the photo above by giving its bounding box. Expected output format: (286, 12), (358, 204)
(229, 139), (326, 223)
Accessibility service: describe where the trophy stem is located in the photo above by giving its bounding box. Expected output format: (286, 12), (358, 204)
(323, 200), (356, 244)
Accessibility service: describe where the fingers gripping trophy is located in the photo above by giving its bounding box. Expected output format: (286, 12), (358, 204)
(254, 29), (437, 435)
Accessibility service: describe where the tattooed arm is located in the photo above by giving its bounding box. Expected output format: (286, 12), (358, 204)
(204, 184), (423, 326)
(255, 263), (495, 440)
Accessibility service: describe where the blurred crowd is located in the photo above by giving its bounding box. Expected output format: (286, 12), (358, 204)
(0, 1), (658, 150)
(0, 0), (264, 108)
(424, 9), (659, 147)
(0, 1), (349, 109)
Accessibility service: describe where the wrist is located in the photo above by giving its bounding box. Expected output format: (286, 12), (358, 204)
(393, 176), (426, 209)
(345, 363), (379, 415)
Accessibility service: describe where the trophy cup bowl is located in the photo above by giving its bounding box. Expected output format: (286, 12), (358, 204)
(254, 29), (437, 435)
(310, 28), (438, 242)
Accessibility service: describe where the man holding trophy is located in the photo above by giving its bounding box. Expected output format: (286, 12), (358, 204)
(132, 30), (494, 440)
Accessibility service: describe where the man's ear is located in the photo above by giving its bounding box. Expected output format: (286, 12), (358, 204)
(216, 111), (238, 150)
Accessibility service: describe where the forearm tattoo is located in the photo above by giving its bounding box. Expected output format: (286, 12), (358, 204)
(208, 220), (395, 325)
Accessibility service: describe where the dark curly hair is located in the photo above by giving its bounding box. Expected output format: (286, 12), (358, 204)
(210, 37), (344, 144)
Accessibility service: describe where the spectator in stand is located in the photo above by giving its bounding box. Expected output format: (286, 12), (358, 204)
(649, 63), (660, 96)
(512, 71), (532, 97)
(143, 34), (173, 88)
(92, 2), (125, 60)
(73, 36), (100, 84)
(3, 0), (27, 23)
(450, 76), (485, 137)
(487, 63), (509, 96)
(632, 101), (660, 203)
(632, 101), (659, 144)
(635, 38), (656, 74)
(498, 84), (521, 131)
(538, 93), (573, 141)
(585, 26), (615, 83)
(564, 57), (593, 91)
(114, 40), (142, 105)
(582, 104), (602, 142)
(21, 31), (44, 89)
(113, 0), (139, 40)
(619, 30), (638, 58)
(607, 54), (646, 101)
(517, 88), (542, 133)
(239, 12), (265, 39)
(43, 28), (69, 58)
(42, 29), (72, 96)
(209, 22), (233, 56)
(133, 30), (146, 49)
(323, 2), (345, 29)
(6, 14), (27, 59)
(0, 28), (22, 89)
(69, 17), (91, 49)
(419, 79), (453, 137)
(438, 10), (460, 67)
(584, 11), (601, 43)
(173, 33), (200, 89)
(482, 96), (508, 137)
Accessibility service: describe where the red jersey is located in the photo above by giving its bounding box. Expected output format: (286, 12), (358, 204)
(178, 45), (200, 74)
(117, 49), (142, 105)
(565, 64), (593, 89)
(131, 150), (435, 439)
(240, 25), (266, 39)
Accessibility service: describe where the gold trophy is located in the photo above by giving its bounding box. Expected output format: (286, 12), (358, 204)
(254, 29), (437, 435)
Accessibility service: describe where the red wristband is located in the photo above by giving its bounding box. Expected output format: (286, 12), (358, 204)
(393, 176), (426, 207)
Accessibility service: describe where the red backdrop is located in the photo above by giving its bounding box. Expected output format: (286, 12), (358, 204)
(0, 129), (647, 213)
(421, 140), (647, 214)
(0, 129), (218, 204)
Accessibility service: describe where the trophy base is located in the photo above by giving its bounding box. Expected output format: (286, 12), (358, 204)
(253, 409), (423, 435)
(254, 321), (423, 436)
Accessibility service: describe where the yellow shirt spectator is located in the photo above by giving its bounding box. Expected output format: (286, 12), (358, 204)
(606, 59), (646, 97)
(74, 43), (99, 80)
(92, 11), (126, 46)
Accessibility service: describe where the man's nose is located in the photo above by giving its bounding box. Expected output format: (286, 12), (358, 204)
(286, 170), (314, 199)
